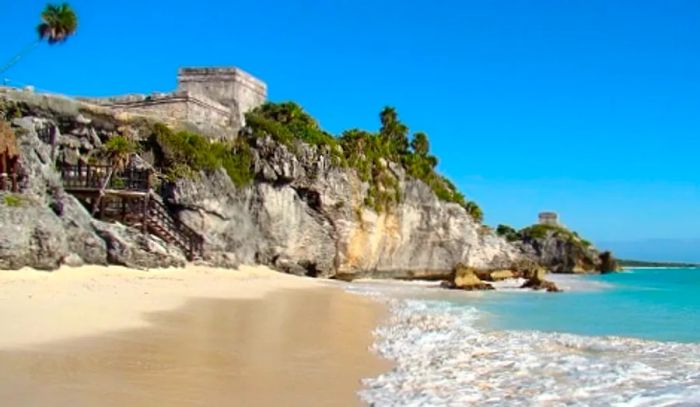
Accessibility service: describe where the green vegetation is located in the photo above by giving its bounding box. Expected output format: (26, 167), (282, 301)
(101, 135), (136, 169)
(244, 102), (343, 161)
(245, 102), (483, 220)
(1, 3), (79, 74)
(146, 102), (482, 218)
(2, 194), (23, 207)
(496, 224), (519, 242)
(497, 223), (594, 249)
(147, 123), (253, 187)
(37, 3), (78, 44)
(519, 224), (582, 241)
(618, 259), (700, 268)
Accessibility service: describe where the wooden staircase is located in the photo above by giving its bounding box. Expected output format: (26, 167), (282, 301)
(145, 196), (204, 260)
(57, 160), (204, 260)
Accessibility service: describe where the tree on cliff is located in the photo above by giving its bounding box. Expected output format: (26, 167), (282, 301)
(379, 106), (410, 157)
(91, 136), (136, 216)
(0, 3), (78, 75)
(410, 132), (430, 156)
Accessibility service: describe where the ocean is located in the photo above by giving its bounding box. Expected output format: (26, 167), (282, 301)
(349, 268), (700, 406)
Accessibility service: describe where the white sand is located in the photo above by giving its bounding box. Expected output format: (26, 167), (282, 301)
(0, 264), (319, 349)
(0, 264), (390, 406)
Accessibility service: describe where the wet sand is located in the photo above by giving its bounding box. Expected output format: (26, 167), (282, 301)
(0, 265), (390, 406)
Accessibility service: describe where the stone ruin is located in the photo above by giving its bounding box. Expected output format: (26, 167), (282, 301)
(83, 67), (267, 139)
(538, 212), (559, 226)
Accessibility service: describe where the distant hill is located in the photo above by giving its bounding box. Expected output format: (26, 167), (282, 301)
(599, 239), (700, 264)
(619, 259), (700, 268)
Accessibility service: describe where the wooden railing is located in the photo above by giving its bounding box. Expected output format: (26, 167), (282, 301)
(58, 162), (151, 192)
(146, 197), (204, 260)
(0, 154), (19, 192)
(56, 159), (204, 260)
(0, 172), (18, 192)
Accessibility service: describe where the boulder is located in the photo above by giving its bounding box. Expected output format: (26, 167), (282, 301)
(0, 194), (68, 270)
(93, 221), (186, 269)
(599, 251), (620, 273)
(520, 267), (561, 292)
(488, 270), (515, 281)
(444, 264), (494, 291)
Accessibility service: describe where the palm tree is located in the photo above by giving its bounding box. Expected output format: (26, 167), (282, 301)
(91, 136), (135, 216)
(0, 3), (78, 75)
(379, 106), (409, 156)
(37, 3), (79, 44)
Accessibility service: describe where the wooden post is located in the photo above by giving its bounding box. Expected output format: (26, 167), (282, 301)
(0, 152), (6, 191)
(142, 194), (150, 234)
(10, 158), (18, 192)
(99, 195), (106, 219)
(86, 164), (91, 189)
(77, 159), (83, 187)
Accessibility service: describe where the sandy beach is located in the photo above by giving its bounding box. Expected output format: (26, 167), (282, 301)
(0, 265), (390, 406)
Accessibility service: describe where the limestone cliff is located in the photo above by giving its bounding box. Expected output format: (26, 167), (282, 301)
(497, 224), (619, 273)
(168, 133), (519, 279)
(0, 90), (186, 270)
(1, 88), (607, 279)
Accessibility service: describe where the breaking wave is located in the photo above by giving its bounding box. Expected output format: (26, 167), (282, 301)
(350, 286), (700, 406)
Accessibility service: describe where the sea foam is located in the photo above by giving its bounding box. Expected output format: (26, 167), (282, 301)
(348, 283), (700, 406)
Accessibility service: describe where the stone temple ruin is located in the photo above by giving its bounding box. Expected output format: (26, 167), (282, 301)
(538, 212), (559, 226)
(84, 67), (267, 137)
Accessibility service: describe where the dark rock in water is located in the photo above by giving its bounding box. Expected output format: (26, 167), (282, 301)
(520, 268), (561, 292)
(598, 251), (620, 273)
(443, 263), (495, 291)
(512, 259), (547, 280)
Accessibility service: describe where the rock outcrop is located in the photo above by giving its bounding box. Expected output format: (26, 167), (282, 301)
(0, 92), (187, 270)
(503, 224), (619, 274)
(442, 263), (495, 290)
(519, 267), (561, 292)
(167, 132), (520, 279)
(0, 88), (615, 281)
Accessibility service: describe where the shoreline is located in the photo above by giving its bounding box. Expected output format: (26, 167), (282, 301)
(353, 273), (700, 405)
(0, 265), (391, 406)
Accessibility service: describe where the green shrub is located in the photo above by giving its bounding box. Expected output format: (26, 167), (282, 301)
(244, 102), (483, 218)
(148, 123), (253, 187)
(3, 194), (23, 207)
(496, 224), (519, 241)
(517, 224), (593, 252)
(101, 135), (137, 170)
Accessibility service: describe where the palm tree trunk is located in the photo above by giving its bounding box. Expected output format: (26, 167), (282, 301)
(0, 40), (40, 76)
(91, 167), (114, 217)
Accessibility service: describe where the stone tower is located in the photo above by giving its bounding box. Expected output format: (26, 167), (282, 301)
(538, 212), (559, 226)
(177, 67), (267, 130)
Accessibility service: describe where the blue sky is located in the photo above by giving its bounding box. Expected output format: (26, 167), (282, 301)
(2, 0), (700, 253)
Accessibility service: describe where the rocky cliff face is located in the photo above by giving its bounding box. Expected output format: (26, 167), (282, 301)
(168, 133), (520, 279)
(1, 88), (612, 279)
(510, 225), (618, 273)
(0, 90), (186, 270)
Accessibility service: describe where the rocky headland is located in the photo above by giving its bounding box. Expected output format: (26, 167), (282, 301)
(0, 87), (617, 290)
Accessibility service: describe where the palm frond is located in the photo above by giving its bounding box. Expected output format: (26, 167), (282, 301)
(36, 3), (78, 44)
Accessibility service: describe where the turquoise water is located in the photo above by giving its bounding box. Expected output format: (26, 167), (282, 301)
(472, 268), (700, 343)
(354, 269), (700, 404)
